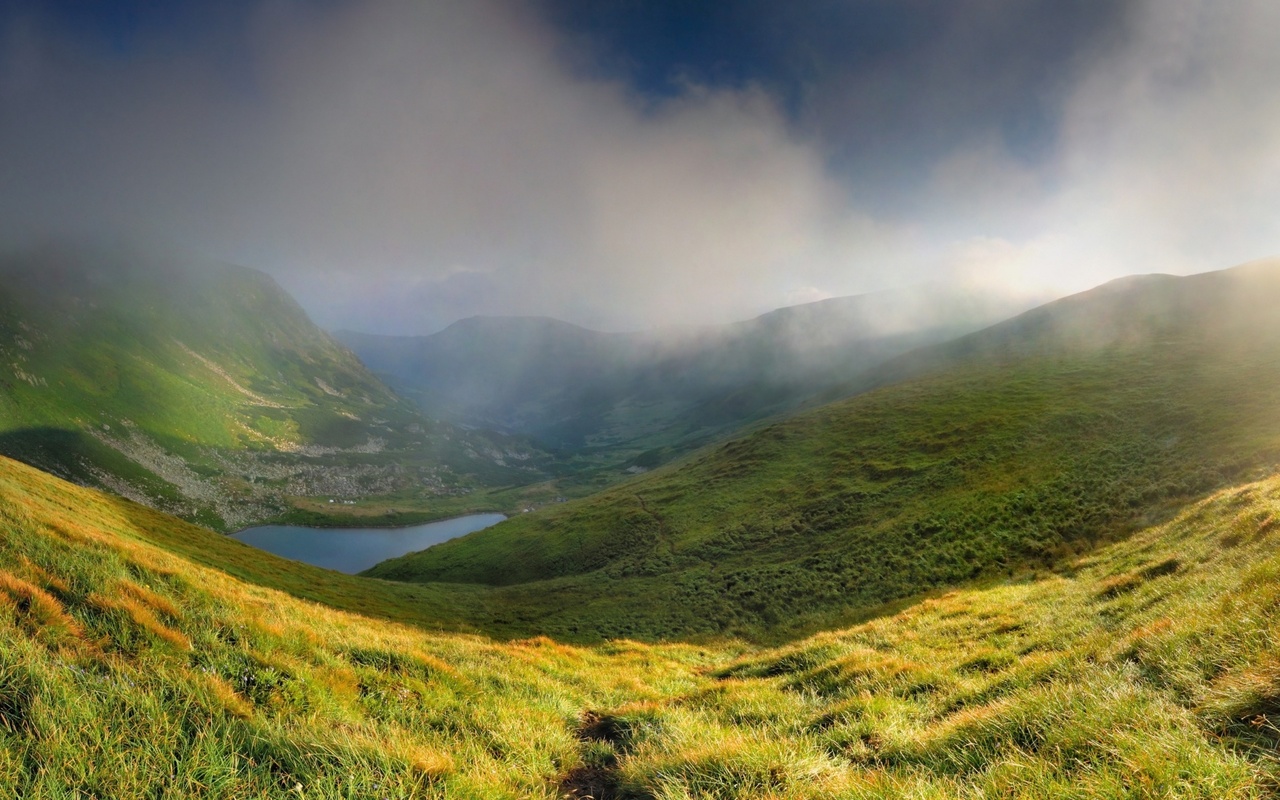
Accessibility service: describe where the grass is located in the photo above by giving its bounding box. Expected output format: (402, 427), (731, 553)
(0, 455), (718, 797)
(3, 448), (1280, 795)
(366, 337), (1280, 641)
(606, 473), (1280, 798)
(4, 258), (1280, 795)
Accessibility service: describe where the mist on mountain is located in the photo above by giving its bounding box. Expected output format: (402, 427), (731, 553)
(338, 281), (1045, 462)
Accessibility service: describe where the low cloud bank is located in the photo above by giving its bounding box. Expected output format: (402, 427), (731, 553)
(0, 1), (1276, 334)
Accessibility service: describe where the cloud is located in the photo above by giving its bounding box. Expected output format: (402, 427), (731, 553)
(0, 0), (1277, 333)
(1043, 0), (1280, 280)
(911, 0), (1280, 295)
(1, 0), (915, 332)
(246, 1), (926, 332)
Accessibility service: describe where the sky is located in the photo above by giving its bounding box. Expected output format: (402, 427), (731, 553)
(1, 0), (1278, 334)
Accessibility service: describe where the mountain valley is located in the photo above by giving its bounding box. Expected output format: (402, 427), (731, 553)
(5, 3), (1277, 795)
(338, 285), (1036, 474)
(3, 255), (1280, 798)
(367, 262), (1280, 639)
(0, 248), (557, 531)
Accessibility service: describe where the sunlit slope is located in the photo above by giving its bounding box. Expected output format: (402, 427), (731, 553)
(4, 437), (1280, 796)
(572, 473), (1280, 799)
(0, 248), (550, 529)
(854, 258), (1280, 391)
(0, 454), (713, 798)
(367, 262), (1280, 639)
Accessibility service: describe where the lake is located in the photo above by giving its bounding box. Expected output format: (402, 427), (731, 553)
(229, 513), (507, 574)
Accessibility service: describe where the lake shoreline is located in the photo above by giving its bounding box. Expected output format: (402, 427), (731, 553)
(224, 509), (508, 537)
(229, 513), (508, 574)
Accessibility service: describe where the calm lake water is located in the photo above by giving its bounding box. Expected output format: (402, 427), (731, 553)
(230, 513), (507, 574)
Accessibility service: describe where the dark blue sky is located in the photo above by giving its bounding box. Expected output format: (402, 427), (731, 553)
(2, 0), (251, 53)
(539, 1), (1130, 200)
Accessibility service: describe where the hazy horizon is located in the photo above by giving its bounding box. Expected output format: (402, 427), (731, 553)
(2, 1), (1278, 335)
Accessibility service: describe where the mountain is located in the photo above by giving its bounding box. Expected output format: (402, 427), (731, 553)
(851, 259), (1280, 392)
(4, 258), (1280, 796)
(365, 261), (1280, 639)
(341, 316), (641, 450)
(2, 430), (1279, 795)
(0, 246), (553, 530)
(337, 284), (1036, 470)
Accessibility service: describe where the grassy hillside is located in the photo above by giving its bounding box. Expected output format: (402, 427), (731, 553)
(366, 262), (1280, 639)
(0, 454), (713, 797)
(3, 441), (1280, 796)
(849, 259), (1280, 395)
(0, 246), (553, 529)
(338, 284), (1030, 474)
(586, 472), (1280, 799)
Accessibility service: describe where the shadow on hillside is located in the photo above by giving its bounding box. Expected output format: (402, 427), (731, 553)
(0, 427), (105, 486)
(113, 470), (1260, 647)
(0, 426), (545, 641)
(7, 424), (1268, 646)
(95, 475), (538, 641)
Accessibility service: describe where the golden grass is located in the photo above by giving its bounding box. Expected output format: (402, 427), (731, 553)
(116, 578), (182, 619)
(1, 454), (1280, 797)
(199, 673), (255, 720)
(0, 569), (83, 644)
(85, 591), (190, 651)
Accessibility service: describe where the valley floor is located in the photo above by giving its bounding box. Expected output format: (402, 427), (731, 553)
(2, 454), (1279, 797)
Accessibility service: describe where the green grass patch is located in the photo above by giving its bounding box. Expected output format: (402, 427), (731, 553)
(3, 447), (1280, 795)
(368, 338), (1280, 640)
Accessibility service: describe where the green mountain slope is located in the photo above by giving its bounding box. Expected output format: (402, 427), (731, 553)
(338, 285), (1032, 473)
(851, 259), (1280, 393)
(2, 429), (1280, 796)
(365, 262), (1280, 639)
(0, 247), (552, 530)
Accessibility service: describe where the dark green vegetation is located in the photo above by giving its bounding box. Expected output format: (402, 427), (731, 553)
(4, 442), (1280, 797)
(368, 262), (1280, 640)
(0, 246), (554, 531)
(339, 285), (1029, 473)
(4, 258), (1280, 797)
